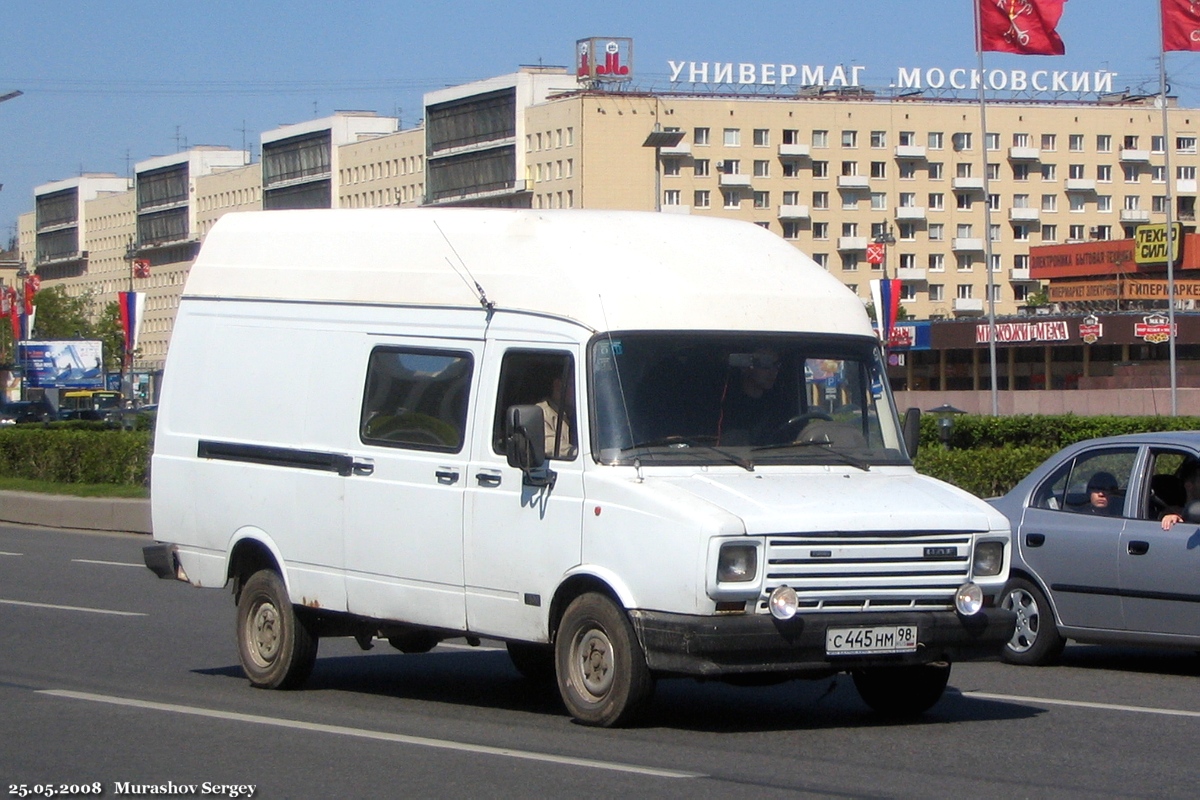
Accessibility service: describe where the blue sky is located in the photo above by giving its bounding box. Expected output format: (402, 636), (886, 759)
(2, 0), (1197, 242)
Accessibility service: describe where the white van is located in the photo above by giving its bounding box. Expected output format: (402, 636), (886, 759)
(144, 208), (1015, 726)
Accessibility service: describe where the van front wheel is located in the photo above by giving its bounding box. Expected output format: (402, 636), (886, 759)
(555, 593), (654, 727)
(236, 569), (318, 689)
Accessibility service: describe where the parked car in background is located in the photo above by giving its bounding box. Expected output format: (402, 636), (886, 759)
(989, 432), (1200, 665)
(0, 398), (57, 424)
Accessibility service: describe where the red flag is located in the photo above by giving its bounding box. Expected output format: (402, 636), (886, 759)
(979, 0), (1067, 55)
(23, 276), (39, 315)
(1162, 0), (1200, 51)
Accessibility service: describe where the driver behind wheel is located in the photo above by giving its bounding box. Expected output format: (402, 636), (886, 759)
(716, 347), (790, 446)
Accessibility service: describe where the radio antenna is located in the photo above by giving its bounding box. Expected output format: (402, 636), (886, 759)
(433, 220), (493, 314)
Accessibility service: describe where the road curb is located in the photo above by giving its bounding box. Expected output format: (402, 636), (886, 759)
(0, 490), (151, 535)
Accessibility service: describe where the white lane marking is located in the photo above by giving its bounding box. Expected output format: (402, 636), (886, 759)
(963, 690), (1200, 719)
(0, 598), (147, 617)
(0, 551), (22, 556)
(72, 558), (143, 568)
(38, 689), (704, 779)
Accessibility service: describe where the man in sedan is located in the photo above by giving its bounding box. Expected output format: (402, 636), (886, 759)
(1085, 472), (1121, 515)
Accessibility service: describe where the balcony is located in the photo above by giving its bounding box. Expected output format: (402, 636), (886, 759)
(778, 143), (810, 158)
(951, 237), (984, 251)
(1119, 148), (1151, 162)
(1008, 207), (1040, 222)
(1008, 146), (1041, 161)
(952, 176), (985, 191)
(660, 204), (691, 215)
(1177, 178), (1198, 193)
(1010, 267), (1033, 281)
(1120, 208), (1151, 223)
(777, 204), (810, 220)
(953, 297), (985, 314)
(660, 142), (691, 156)
(837, 236), (868, 251)
(837, 174), (870, 189)
(895, 206), (927, 221)
(895, 267), (928, 282)
(718, 173), (753, 188)
(1065, 178), (1096, 192)
(894, 144), (927, 159)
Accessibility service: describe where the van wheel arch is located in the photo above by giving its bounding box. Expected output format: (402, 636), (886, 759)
(549, 576), (623, 646)
(229, 539), (281, 603)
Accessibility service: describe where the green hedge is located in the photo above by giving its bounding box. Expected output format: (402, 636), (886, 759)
(914, 414), (1200, 498)
(0, 428), (151, 485)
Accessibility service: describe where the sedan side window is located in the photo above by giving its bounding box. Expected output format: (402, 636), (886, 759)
(1064, 448), (1138, 518)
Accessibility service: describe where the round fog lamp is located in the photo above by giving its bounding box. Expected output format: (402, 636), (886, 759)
(955, 582), (984, 616)
(769, 585), (799, 620)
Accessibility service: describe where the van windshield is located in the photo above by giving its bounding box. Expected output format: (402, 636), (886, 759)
(590, 333), (910, 467)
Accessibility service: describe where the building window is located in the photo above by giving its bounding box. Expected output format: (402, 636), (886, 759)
(662, 158), (681, 176)
(842, 222), (859, 237)
(1041, 133), (1057, 151)
(988, 193), (1001, 211)
(1153, 165), (1167, 183)
(1042, 163), (1057, 181)
(928, 131), (944, 149)
(813, 222), (829, 240)
(1013, 224), (1030, 241)
(1042, 224), (1057, 241)
(899, 161), (916, 179)
(870, 131), (887, 148)
(899, 253), (916, 270)
(812, 129), (829, 148)
(1097, 195), (1112, 212)
(842, 130), (858, 148)
(1153, 195), (1169, 213)
(899, 192), (917, 207)
(1123, 164), (1140, 182)
(957, 162), (973, 178)
(928, 192), (945, 210)
(1178, 165), (1197, 181)
(1095, 225), (1111, 240)
(1042, 194), (1057, 212)
(812, 190), (829, 209)
(782, 129), (801, 145)
(899, 131), (917, 146)
(929, 223), (944, 240)
(899, 222), (917, 240)
(842, 253), (859, 271)
(957, 283), (974, 299)
(812, 160), (829, 178)
(957, 223), (974, 238)
(900, 283), (917, 301)
(1152, 135), (1166, 153)
(694, 127), (710, 146)
(694, 159), (710, 177)
(985, 132), (1000, 151)
(1097, 164), (1112, 182)
(956, 193), (972, 210)
(1012, 163), (1030, 181)
(663, 189), (681, 206)
(841, 161), (859, 176)
(694, 189), (710, 209)
(783, 160), (803, 177)
(1069, 134), (1085, 152)
(871, 192), (887, 210)
(754, 160), (770, 178)
(1177, 136), (1197, 154)
(723, 128), (741, 147)
(753, 191), (770, 209)
(723, 190), (741, 208)
(721, 159), (741, 175)
(783, 190), (800, 205)
(1069, 194), (1086, 212)
(929, 283), (944, 301)
(842, 192), (859, 210)
(782, 221), (801, 239)
(753, 128), (770, 147)
(1069, 224), (1086, 240)
(812, 253), (829, 269)
(1097, 134), (1112, 153)
(870, 161), (887, 179)
(928, 162), (944, 180)
(1069, 164), (1086, 180)
(928, 253), (945, 272)
(1013, 193), (1030, 208)
(953, 132), (973, 151)
(1013, 132), (1031, 148)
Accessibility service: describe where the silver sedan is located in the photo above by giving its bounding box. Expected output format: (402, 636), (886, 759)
(988, 432), (1200, 665)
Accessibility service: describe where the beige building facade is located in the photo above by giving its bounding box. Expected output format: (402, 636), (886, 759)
(10, 65), (1199, 407)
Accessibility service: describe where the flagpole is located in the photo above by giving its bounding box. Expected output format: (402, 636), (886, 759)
(1157, 3), (1179, 416)
(975, 0), (1001, 416)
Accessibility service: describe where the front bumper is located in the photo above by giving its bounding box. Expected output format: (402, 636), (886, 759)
(630, 607), (1016, 677)
(143, 542), (181, 580)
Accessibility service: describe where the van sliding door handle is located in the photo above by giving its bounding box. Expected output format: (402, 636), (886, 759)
(435, 468), (460, 485)
(475, 470), (502, 487)
(351, 459), (374, 476)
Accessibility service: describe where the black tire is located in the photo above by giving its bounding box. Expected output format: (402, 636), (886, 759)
(555, 593), (655, 727)
(852, 663), (951, 717)
(1000, 577), (1065, 666)
(506, 641), (556, 682)
(236, 569), (318, 689)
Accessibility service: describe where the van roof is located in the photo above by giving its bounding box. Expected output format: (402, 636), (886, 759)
(185, 209), (873, 335)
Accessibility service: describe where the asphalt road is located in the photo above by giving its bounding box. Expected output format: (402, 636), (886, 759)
(3, 524), (1199, 799)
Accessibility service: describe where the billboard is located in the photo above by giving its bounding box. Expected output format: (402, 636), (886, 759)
(17, 340), (105, 389)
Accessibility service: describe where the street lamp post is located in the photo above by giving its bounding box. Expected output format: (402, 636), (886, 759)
(122, 239), (138, 401)
(14, 261), (29, 400)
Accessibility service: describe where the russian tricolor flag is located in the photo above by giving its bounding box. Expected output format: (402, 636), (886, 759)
(118, 291), (145, 357)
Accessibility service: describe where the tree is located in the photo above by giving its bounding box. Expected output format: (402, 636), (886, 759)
(28, 285), (94, 340)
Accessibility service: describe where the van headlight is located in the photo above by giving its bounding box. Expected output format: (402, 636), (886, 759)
(955, 582), (984, 616)
(717, 543), (758, 583)
(972, 541), (1005, 577)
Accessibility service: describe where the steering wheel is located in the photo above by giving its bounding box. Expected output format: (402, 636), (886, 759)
(771, 410), (833, 442)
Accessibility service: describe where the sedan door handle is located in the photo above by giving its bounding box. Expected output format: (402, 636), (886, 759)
(1025, 533), (1046, 547)
(476, 470), (502, 487)
(435, 468), (460, 485)
(1127, 540), (1150, 556)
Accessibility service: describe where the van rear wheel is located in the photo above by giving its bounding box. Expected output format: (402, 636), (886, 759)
(236, 569), (318, 689)
(851, 663), (951, 717)
(555, 593), (654, 727)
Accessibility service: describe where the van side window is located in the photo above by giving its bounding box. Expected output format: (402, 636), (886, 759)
(492, 351), (577, 461)
(359, 347), (473, 452)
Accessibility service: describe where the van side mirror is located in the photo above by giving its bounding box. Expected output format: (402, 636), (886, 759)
(505, 404), (556, 488)
(902, 407), (920, 459)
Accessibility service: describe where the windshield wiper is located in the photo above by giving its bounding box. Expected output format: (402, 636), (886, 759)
(621, 436), (754, 472)
(751, 439), (871, 471)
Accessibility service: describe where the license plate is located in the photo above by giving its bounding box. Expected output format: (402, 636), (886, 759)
(825, 625), (918, 656)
